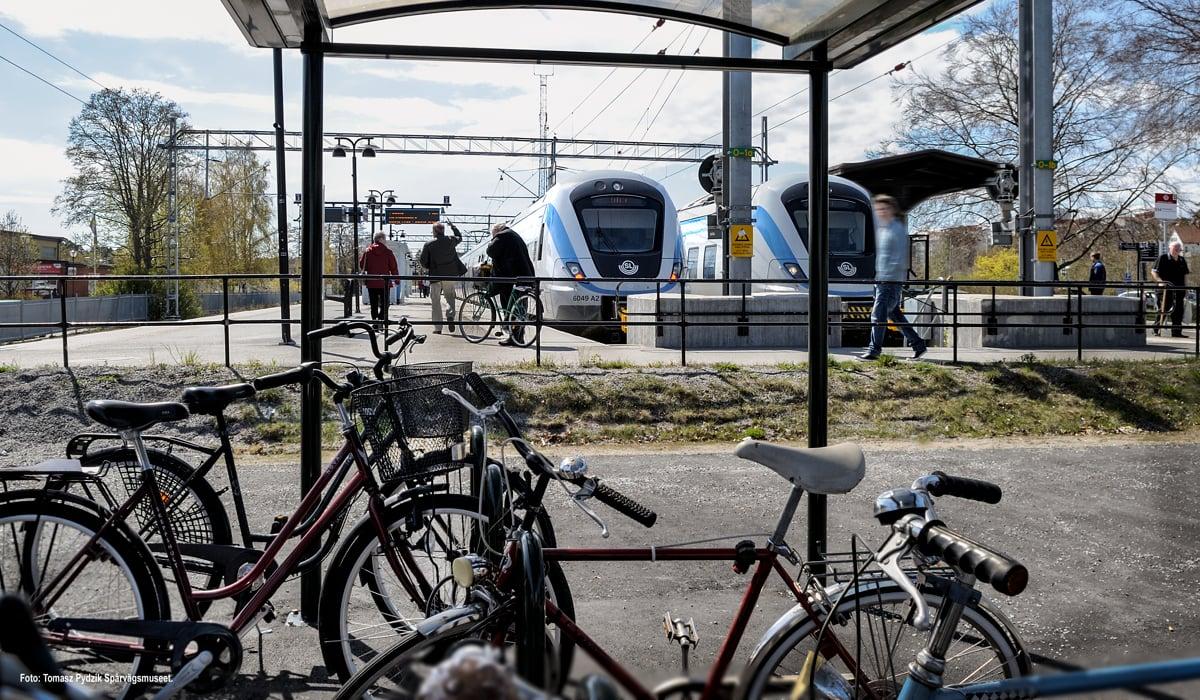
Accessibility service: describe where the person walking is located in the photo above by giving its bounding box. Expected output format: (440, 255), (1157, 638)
(486, 222), (535, 346)
(1151, 240), (1189, 337)
(859, 194), (927, 361)
(419, 221), (466, 334)
(358, 231), (399, 326)
(1088, 252), (1107, 295)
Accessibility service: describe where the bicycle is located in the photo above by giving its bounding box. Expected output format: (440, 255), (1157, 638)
(0, 323), (484, 696)
(787, 513), (1200, 700)
(332, 374), (1028, 700)
(458, 280), (542, 347)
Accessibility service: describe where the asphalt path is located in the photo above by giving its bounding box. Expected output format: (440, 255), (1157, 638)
(169, 439), (1200, 699)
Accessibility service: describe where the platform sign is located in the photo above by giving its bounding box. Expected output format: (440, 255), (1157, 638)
(1036, 229), (1057, 262)
(730, 224), (754, 257)
(386, 207), (440, 225)
(1154, 193), (1178, 220)
(1138, 241), (1160, 262)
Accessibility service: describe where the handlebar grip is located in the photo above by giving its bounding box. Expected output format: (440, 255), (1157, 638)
(593, 481), (657, 528)
(307, 321), (352, 340)
(928, 471), (1003, 505)
(252, 364), (314, 391)
(917, 522), (1028, 596)
(465, 371), (499, 405)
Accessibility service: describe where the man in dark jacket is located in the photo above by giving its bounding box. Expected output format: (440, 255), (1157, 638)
(1088, 252), (1107, 295)
(419, 221), (465, 333)
(1152, 240), (1189, 337)
(486, 223), (535, 346)
(359, 232), (399, 325)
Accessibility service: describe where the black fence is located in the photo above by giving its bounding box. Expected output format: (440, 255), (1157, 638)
(0, 273), (1196, 368)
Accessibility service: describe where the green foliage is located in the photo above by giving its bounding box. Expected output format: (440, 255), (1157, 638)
(711, 362), (741, 373)
(743, 426), (767, 439)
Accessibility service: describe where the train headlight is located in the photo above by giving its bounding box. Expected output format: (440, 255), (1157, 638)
(783, 262), (806, 280)
(612, 182), (624, 192)
(594, 181), (607, 191)
(670, 262), (682, 281)
(565, 261), (586, 280)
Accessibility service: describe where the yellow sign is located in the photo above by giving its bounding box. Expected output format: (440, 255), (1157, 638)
(730, 224), (754, 258)
(1036, 229), (1057, 262)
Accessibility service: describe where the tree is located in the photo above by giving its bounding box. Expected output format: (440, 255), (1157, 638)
(187, 151), (275, 277)
(884, 0), (1195, 271)
(54, 88), (188, 275)
(1124, 1), (1200, 144)
(0, 210), (37, 298)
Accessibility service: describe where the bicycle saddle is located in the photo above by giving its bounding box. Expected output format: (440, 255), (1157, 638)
(181, 383), (255, 416)
(85, 400), (190, 432)
(734, 439), (865, 494)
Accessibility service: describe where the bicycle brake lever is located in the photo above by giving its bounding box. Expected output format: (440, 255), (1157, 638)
(875, 522), (933, 631)
(571, 479), (610, 539)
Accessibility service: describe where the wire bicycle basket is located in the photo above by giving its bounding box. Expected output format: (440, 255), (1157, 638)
(390, 361), (473, 379)
(350, 373), (470, 484)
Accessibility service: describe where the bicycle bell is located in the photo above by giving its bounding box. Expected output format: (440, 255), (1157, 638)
(873, 487), (931, 525)
(559, 455), (589, 477)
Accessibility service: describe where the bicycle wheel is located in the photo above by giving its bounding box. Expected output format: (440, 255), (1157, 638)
(506, 290), (542, 348)
(318, 493), (574, 682)
(333, 625), (492, 700)
(75, 447), (232, 596)
(458, 292), (496, 344)
(0, 494), (169, 698)
(735, 582), (1029, 700)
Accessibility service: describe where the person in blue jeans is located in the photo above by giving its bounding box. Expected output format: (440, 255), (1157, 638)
(859, 194), (927, 360)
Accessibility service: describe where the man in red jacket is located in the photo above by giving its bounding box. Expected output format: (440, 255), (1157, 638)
(358, 232), (399, 325)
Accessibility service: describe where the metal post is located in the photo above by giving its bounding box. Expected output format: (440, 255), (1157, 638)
(723, 4), (752, 295)
(806, 58), (830, 567)
(534, 278), (542, 367)
(952, 286), (959, 364)
(760, 115), (768, 182)
(1076, 285), (1083, 361)
(1017, 0), (1034, 295)
(59, 279), (69, 368)
(351, 150), (361, 313)
(273, 48), (294, 345)
(1031, 0), (1055, 294)
(679, 279), (687, 367)
(299, 23), (325, 624)
(223, 277), (232, 367)
(169, 117), (181, 318)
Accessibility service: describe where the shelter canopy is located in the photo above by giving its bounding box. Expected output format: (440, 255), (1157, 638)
(220, 0), (981, 67)
(832, 149), (1009, 212)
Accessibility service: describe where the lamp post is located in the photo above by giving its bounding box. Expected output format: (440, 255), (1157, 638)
(332, 136), (377, 313)
(366, 189), (396, 242)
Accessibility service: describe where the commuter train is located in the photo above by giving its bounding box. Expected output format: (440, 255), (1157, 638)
(462, 170), (683, 327)
(677, 174), (878, 325)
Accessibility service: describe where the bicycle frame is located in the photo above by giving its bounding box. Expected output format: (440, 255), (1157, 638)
(29, 421), (430, 656)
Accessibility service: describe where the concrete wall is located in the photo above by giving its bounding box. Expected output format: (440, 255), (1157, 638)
(198, 291), (301, 316)
(0, 295), (150, 344)
(625, 292), (842, 349)
(952, 294), (1146, 348)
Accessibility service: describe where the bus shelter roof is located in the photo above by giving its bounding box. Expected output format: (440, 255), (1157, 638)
(219, 0), (982, 68)
(832, 149), (1009, 212)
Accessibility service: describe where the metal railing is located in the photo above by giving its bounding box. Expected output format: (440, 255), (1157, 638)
(0, 273), (1196, 368)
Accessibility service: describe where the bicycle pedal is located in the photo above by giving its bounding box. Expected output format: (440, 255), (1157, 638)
(662, 613), (698, 647)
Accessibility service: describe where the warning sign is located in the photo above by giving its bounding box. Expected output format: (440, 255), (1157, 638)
(1036, 229), (1057, 262)
(730, 224), (753, 258)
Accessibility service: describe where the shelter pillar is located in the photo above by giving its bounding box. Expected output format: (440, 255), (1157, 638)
(807, 57), (830, 566)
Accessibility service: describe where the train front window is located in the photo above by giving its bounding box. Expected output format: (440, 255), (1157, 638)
(577, 195), (661, 254)
(790, 198), (870, 256)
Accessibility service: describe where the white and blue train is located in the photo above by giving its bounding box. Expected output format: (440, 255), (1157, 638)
(678, 174), (877, 314)
(462, 170), (683, 326)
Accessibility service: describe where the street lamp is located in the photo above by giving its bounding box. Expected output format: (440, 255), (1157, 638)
(332, 136), (377, 312)
(367, 188), (396, 242)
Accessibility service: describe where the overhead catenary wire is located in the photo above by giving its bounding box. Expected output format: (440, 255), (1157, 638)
(0, 51), (87, 105)
(0, 20), (108, 90)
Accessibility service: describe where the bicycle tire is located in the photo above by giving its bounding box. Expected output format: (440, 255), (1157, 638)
(734, 581), (1029, 700)
(317, 492), (575, 683)
(76, 447), (232, 597)
(332, 624), (489, 700)
(507, 291), (542, 348)
(0, 494), (169, 698)
(458, 292), (497, 344)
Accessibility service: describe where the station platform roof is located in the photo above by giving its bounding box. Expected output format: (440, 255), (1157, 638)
(219, 0), (983, 68)
(832, 149), (1009, 212)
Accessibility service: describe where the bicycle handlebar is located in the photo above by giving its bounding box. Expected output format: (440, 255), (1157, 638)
(926, 471), (1003, 505)
(252, 363), (316, 391)
(916, 520), (1028, 596)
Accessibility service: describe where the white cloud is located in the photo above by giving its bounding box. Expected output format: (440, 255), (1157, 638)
(0, 137), (72, 235)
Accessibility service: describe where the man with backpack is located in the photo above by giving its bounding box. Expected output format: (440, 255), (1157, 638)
(419, 221), (466, 334)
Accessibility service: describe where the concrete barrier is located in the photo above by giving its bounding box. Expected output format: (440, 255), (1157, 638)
(952, 293), (1146, 348)
(625, 292), (842, 349)
(0, 295), (151, 344)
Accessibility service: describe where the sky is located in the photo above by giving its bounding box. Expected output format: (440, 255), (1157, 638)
(0, 1), (967, 242)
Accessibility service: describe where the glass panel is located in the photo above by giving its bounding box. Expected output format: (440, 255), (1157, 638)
(702, 245), (717, 279)
(578, 206), (658, 254)
(685, 247), (699, 279)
